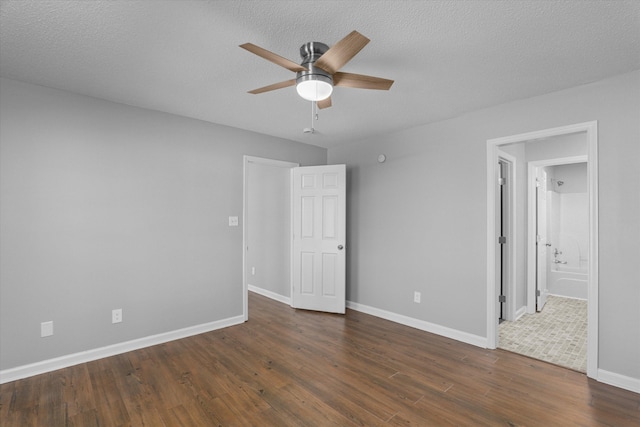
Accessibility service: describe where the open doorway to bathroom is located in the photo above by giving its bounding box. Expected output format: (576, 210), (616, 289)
(500, 154), (589, 372)
(486, 122), (598, 378)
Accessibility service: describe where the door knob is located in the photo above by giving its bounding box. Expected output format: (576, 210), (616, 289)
(338, 245), (344, 250)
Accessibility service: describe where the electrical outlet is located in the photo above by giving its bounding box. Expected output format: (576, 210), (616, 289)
(413, 291), (421, 303)
(251, 267), (256, 275)
(228, 216), (239, 226)
(41, 321), (53, 337)
(112, 308), (122, 324)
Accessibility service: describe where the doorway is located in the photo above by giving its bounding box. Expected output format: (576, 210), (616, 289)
(242, 156), (347, 319)
(501, 156), (589, 372)
(243, 156), (298, 320)
(496, 153), (516, 323)
(486, 121), (599, 379)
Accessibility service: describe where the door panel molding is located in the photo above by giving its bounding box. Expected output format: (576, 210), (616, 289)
(292, 165), (346, 314)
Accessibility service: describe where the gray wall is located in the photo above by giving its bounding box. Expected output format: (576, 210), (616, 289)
(0, 77), (326, 370)
(551, 163), (588, 194)
(524, 132), (587, 162)
(328, 70), (640, 380)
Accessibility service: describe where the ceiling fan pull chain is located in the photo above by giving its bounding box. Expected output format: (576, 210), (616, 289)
(310, 101), (315, 133)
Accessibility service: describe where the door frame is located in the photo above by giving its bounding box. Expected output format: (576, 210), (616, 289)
(534, 167), (550, 312)
(497, 151), (517, 322)
(526, 156), (587, 314)
(486, 121), (598, 379)
(242, 156), (299, 321)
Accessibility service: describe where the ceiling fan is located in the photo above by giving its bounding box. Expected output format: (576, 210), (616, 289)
(240, 30), (393, 109)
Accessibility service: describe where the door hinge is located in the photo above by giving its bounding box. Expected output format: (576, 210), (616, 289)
(537, 290), (541, 297)
(498, 236), (506, 244)
(498, 295), (506, 303)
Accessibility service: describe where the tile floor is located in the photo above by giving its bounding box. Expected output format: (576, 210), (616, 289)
(498, 295), (587, 372)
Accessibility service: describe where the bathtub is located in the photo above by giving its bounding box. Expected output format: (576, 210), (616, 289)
(548, 266), (588, 300)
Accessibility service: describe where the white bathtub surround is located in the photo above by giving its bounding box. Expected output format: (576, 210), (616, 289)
(548, 267), (588, 300)
(546, 164), (589, 300)
(552, 192), (589, 271)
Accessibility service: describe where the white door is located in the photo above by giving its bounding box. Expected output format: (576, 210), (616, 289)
(291, 165), (346, 313)
(536, 169), (549, 311)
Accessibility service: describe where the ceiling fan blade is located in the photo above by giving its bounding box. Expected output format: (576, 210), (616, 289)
(333, 72), (394, 90)
(314, 31), (370, 74)
(240, 43), (307, 73)
(248, 79), (296, 94)
(317, 97), (332, 109)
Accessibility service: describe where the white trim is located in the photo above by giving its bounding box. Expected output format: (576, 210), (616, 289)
(526, 155), (589, 167)
(597, 369), (640, 394)
(248, 285), (291, 305)
(549, 293), (587, 301)
(497, 151), (517, 322)
(487, 122), (595, 146)
(526, 163), (537, 313)
(586, 126), (599, 379)
(486, 141), (497, 348)
(526, 163), (535, 313)
(0, 315), (244, 384)
(243, 156), (299, 321)
(486, 121), (599, 380)
(346, 301), (487, 348)
(515, 306), (527, 321)
(290, 167), (295, 307)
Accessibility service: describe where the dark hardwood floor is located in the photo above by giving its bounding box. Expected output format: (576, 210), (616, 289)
(1, 291), (639, 426)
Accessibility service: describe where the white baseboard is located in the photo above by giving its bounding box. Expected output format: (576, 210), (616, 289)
(345, 301), (640, 394)
(6, 300), (637, 396)
(0, 314), (245, 384)
(248, 285), (291, 305)
(598, 369), (640, 394)
(515, 306), (527, 321)
(346, 300), (487, 348)
(549, 293), (587, 301)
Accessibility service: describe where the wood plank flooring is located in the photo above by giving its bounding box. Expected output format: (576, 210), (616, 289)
(1, 292), (639, 426)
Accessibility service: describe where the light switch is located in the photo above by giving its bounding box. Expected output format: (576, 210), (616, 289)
(229, 216), (239, 227)
(41, 321), (53, 337)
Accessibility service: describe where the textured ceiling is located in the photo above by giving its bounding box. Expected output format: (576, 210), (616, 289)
(1, 1), (639, 148)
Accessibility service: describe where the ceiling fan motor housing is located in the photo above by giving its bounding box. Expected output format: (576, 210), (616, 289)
(296, 42), (333, 86)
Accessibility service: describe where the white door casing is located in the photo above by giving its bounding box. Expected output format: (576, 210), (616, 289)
(497, 152), (517, 322)
(536, 169), (549, 311)
(291, 165), (346, 314)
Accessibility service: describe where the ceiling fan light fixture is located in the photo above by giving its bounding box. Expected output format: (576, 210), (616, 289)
(296, 74), (333, 101)
(242, 32), (393, 108)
